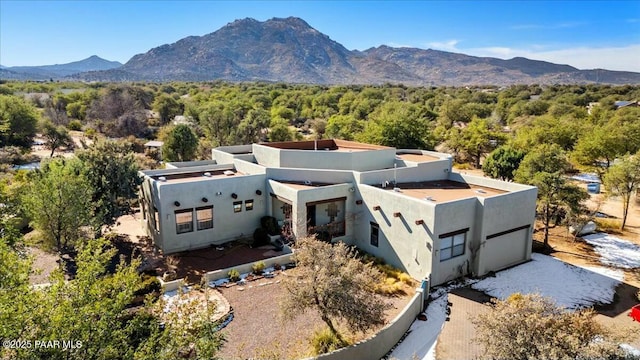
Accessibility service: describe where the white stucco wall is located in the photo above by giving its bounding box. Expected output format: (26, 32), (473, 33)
(355, 184), (436, 281)
(154, 174), (267, 253)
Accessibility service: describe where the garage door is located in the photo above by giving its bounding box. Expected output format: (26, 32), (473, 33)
(483, 225), (530, 272)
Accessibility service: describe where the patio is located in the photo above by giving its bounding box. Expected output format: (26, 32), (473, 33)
(171, 241), (290, 283)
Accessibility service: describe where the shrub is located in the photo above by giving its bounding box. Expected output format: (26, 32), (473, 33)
(252, 261), (266, 275)
(228, 268), (240, 282)
(310, 327), (350, 355)
(68, 120), (82, 131)
(252, 227), (270, 247)
(134, 276), (161, 298)
(593, 218), (622, 233)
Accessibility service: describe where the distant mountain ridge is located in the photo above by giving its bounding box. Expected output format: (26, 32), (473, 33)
(4, 18), (640, 85)
(1, 55), (122, 80)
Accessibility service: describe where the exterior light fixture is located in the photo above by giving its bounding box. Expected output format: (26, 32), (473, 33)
(231, 193), (238, 199)
(373, 205), (381, 211)
(393, 212), (401, 218)
(216, 191), (222, 196)
(256, 190), (262, 195)
(202, 197), (208, 203)
(173, 201), (180, 207)
(415, 219), (424, 225)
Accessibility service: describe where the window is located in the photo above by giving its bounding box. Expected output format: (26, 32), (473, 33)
(175, 209), (193, 234)
(370, 222), (379, 247)
(153, 207), (160, 233)
(233, 201), (242, 213)
(439, 230), (466, 261)
(245, 199), (254, 211)
(196, 206), (213, 230)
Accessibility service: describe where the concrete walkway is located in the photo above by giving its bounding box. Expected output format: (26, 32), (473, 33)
(435, 287), (491, 360)
(435, 285), (640, 360)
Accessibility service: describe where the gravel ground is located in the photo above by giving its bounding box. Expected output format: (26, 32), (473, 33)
(216, 271), (414, 360)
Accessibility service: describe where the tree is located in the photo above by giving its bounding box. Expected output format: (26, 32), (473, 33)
(454, 117), (507, 168)
(515, 144), (589, 249)
(603, 153), (640, 230)
(153, 93), (182, 125)
(0, 237), (226, 360)
(236, 108), (270, 144)
(268, 117), (295, 142)
(20, 158), (92, 252)
(325, 114), (364, 141)
(0, 94), (39, 148)
(77, 140), (141, 236)
(161, 124), (199, 162)
(472, 293), (632, 360)
(40, 119), (74, 157)
(358, 101), (434, 149)
(572, 124), (624, 181)
(483, 145), (525, 181)
(280, 237), (387, 345)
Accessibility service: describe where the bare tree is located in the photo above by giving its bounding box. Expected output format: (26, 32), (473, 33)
(472, 293), (633, 360)
(280, 237), (388, 344)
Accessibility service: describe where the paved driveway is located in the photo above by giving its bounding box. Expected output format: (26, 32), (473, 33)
(435, 285), (640, 360)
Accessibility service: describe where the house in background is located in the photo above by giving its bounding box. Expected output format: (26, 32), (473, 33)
(138, 139), (537, 286)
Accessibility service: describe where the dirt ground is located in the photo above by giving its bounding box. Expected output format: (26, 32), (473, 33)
(216, 272), (415, 360)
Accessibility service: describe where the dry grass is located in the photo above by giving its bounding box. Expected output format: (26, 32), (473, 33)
(215, 268), (414, 360)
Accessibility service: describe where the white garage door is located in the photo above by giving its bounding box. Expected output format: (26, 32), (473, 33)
(483, 225), (529, 272)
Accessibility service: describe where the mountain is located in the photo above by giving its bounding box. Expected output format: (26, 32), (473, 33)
(7, 17), (640, 85)
(2, 55), (122, 80)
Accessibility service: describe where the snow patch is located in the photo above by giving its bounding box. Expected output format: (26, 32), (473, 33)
(582, 233), (640, 269)
(389, 293), (448, 360)
(472, 253), (622, 309)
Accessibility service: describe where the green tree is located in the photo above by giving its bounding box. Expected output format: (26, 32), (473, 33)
(280, 237), (387, 346)
(358, 101), (434, 149)
(153, 93), (182, 125)
(472, 293), (631, 360)
(236, 108), (270, 144)
(603, 153), (640, 230)
(572, 124), (624, 180)
(325, 114), (364, 141)
(77, 140), (141, 236)
(515, 144), (588, 249)
(483, 145), (525, 181)
(20, 158), (92, 253)
(40, 119), (74, 157)
(268, 117), (295, 142)
(454, 118), (507, 168)
(161, 124), (199, 162)
(0, 94), (39, 148)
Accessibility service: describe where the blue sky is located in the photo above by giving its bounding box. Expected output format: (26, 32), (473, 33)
(1, 1), (639, 72)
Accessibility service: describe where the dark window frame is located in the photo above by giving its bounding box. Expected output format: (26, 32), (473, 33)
(370, 222), (379, 247)
(196, 206), (214, 230)
(439, 229), (467, 261)
(175, 208), (193, 234)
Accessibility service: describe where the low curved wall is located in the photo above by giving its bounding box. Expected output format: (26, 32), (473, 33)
(202, 246), (294, 284)
(304, 288), (424, 360)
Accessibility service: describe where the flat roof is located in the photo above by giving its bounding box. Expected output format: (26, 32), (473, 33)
(397, 153), (440, 163)
(275, 180), (338, 190)
(152, 169), (244, 184)
(382, 180), (507, 203)
(262, 139), (391, 152)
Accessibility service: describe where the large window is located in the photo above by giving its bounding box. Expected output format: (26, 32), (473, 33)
(370, 222), (379, 247)
(196, 206), (213, 230)
(175, 209), (193, 234)
(233, 201), (242, 213)
(245, 199), (254, 211)
(439, 230), (467, 261)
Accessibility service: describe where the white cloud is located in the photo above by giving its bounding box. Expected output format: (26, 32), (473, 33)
(466, 44), (640, 72)
(424, 39), (640, 72)
(426, 39), (460, 52)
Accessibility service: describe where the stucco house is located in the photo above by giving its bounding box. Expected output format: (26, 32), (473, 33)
(138, 139), (537, 287)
